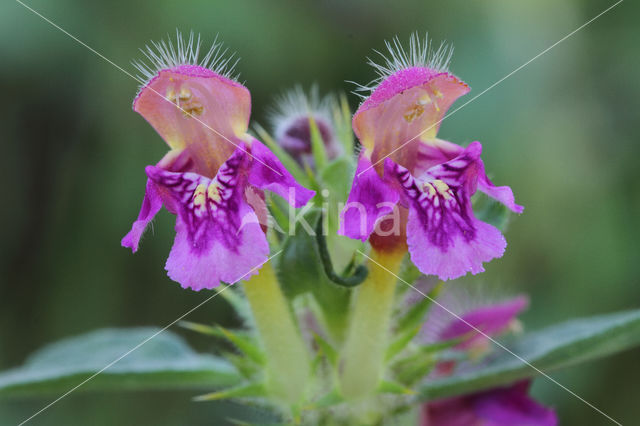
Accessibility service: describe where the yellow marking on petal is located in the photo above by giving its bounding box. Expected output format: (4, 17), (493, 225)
(193, 184), (207, 208)
(422, 182), (436, 197)
(432, 89), (444, 99)
(166, 87), (176, 101)
(207, 182), (221, 204)
(181, 101), (204, 117)
(178, 87), (192, 101)
(417, 93), (432, 106)
(432, 179), (452, 200)
(403, 103), (425, 123)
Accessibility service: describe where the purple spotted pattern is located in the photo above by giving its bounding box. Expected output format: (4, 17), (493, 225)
(340, 141), (515, 281)
(388, 142), (506, 280)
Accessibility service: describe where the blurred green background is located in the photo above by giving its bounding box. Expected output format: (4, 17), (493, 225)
(1, 0), (639, 424)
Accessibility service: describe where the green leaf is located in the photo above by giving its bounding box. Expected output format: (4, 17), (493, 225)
(385, 325), (421, 362)
(320, 157), (353, 202)
(276, 209), (323, 299)
(309, 116), (328, 172)
(378, 380), (416, 395)
(194, 382), (267, 401)
(420, 309), (640, 400)
(179, 322), (265, 365)
(217, 327), (265, 365)
(0, 328), (242, 397)
(334, 93), (354, 155)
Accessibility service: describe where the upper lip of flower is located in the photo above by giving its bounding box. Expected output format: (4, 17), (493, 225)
(354, 67), (469, 119)
(132, 30), (241, 104)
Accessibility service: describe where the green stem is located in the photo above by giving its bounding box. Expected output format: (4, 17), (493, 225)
(243, 262), (310, 405)
(339, 249), (405, 400)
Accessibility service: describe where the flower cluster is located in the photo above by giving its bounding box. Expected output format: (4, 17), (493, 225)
(121, 32), (551, 425)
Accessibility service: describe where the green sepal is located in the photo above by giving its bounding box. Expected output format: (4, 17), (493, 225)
(223, 352), (261, 379)
(193, 382), (267, 401)
(308, 116), (328, 172)
(334, 92), (354, 155)
(179, 322), (265, 365)
(393, 352), (437, 387)
(395, 281), (444, 334)
(391, 339), (462, 387)
(217, 327), (266, 365)
(378, 380), (416, 395)
(385, 325), (421, 362)
(312, 332), (339, 367)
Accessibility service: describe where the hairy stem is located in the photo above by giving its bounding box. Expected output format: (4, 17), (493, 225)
(339, 248), (405, 400)
(243, 261), (310, 405)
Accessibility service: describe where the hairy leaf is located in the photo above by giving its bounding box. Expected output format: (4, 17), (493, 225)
(420, 309), (640, 400)
(0, 328), (241, 396)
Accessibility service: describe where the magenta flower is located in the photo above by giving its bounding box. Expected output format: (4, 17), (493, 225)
(340, 35), (523, 280)
(436, 295), (529, 352)
(121, 33), (314, 290)
(419, 289), (528, 376)
(421, 381), (557, 426)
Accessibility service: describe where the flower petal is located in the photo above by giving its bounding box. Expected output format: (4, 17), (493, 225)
(439, 295), (529, 350)
(133, 65), (251, 177)
(414, 139), (524, 213)
(121, 179), (162, 252)
(146, 147), (269, 290)
(477, 162), (524, 214)
(423, 381), (557, 426)
(353, 68), (469, 172)
(339, 153), (400, 241)
(387, 142), (506, 280)
(121, 149), (194, 252)
(247, 138), (315, 207)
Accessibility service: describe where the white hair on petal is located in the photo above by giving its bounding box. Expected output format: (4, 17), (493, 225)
(268, 84), (336, 139)
(351, 32), (454, 100)
(132, 30), (240, 89)
(418, 281), (514, 344)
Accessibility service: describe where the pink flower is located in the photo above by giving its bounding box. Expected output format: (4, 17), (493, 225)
(420, 288), (528, 376)
(121, 33), (314, 290)
(438, 295), (529, 351)
(340, 34), (522, 280)
(421, 381), (557, 426)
